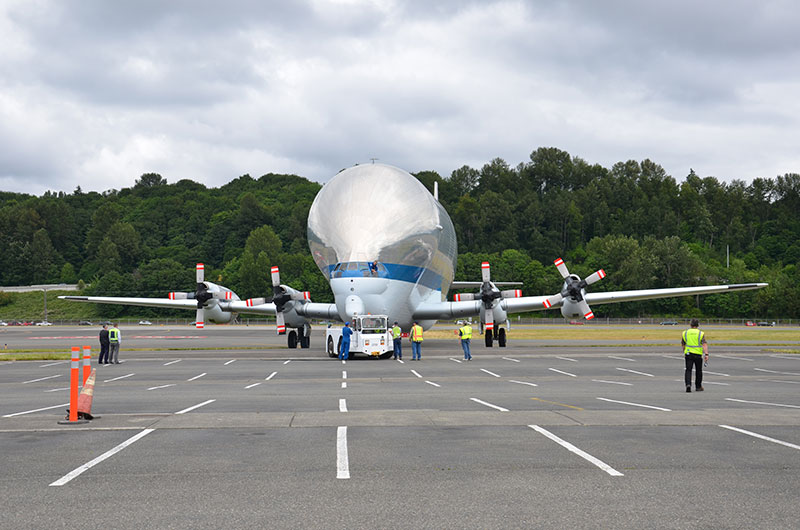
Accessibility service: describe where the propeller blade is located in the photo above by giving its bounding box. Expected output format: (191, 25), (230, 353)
(276, 312), (286, 334)
(271, 266), (281, 288)
(290, 290), (311, 301)
(195, 308), (204, 329)
(454, 293), (476, 302)
(481, 262), (491, 283)
(169, 292), (191, 300)
(542, 293), (563, 309)
(246, 297), (266, 307)
(553, 258), (570, 279)
(500, 289), (522, 299)
(484, 306), (494, 331)
(577, 299), (594, 320)
(196, 263), (205, 283)
(584, 269), (606, 286)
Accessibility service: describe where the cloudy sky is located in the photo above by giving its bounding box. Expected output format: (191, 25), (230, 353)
(1, 0), (798, 196)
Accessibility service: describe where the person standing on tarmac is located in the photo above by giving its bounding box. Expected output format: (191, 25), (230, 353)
(98, 324), (110, 365)
(682, 318), (709, 392)
(339, 321), (352, 361)
(391, 321), (402, 360)
(458, 321), (473, 361)
(410, 321), (423, 360)
(108, 323), (122, 364)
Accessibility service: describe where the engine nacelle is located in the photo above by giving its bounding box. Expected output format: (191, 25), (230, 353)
(560, 299), (583, 319)
(205, 303), (234, 324)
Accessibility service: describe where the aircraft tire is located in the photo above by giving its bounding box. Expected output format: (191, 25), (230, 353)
(498, 327), (506, 347)
(288, 330), (298, 349)
(485, 329), (493, 348)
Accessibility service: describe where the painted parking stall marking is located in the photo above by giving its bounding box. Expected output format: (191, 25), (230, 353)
(509, 380), (538, 387)
(163, 359), (181, 366)
(2, 403), (69, 418)
(615, 368), (654, 377)
(104, 373), (134, 383)
(187, 373), (206, 382)
(337, 426), (350, 479)
(480, 368), (501, 378)
(725, 398), (800, 409)
(596, 397), (671, 411)
(529, 425), (623, 477)
(175, 399), (216, 415)
(592, 379), (633, 386)
(549, 368), (577, 377)
(147, 384), (176, 391)
(719, 425), (800, 451)
(470, 398), (509, 412)
(556, 356), (578, 362)
(608, 355), (635, 362)
(22, 374), (61, 384)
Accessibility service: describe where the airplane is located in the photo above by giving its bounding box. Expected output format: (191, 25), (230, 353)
(60, 163), (767, 353)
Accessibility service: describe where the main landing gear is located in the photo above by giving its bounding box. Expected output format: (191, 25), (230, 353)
(484, 327), (507, 348)
(288, 323), (311, 349)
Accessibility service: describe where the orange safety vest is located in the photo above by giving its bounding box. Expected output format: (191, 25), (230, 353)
(410, 324), (423, 342)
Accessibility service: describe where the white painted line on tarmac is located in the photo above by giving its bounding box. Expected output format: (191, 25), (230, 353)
(502, 357), (520, 363)
(342, 371), (347, 379)
(549, 368), (577, 377)
(104, 373), (134, 383)
(224, 359), (236, 365)
(596, 397), (671, 411)
(339, 399), (348, 412)
(509, 380), (538, 387)
(714, 354), (753, 361)
(592, 379), (633, 386)
(529, 425), (623, 477)
(470, 398), (509, 412)
(163, 359), (181, 366)
(725, 398), (800, 409)
(661, 355), (684, 360)
(175, 399), (216, 415)
(758, 379), (800, 385)
(265, 371), (277, 381)
(147, 384), (176, 391)
(425, 380), (441, 388)
(480, 368), (501, 378)
(719, 425), (800, 451)
(615, 368), (654, 377)
(704, 370), (729, 377)
(283, 360), (291, 365)
(245, 382), (262, 389)
(703, 381), (730, 386)
(754, 368), (800, 376)
(50, 429), (155, 486)
(449, 358), (462, 363)
(341, 382), (347, 388)
(40, 361), (67, 368)
(2, 403), (69, 418)
(397, 359), (405, 364)
(44, 387), (69, 393)
(608, 355), (635, 362)
(342, 360), (346, 365)
(187, 373), (206, 382)
(22, 374), (61, 384)
(337, 426), (350, 479)
(769, 354), (800, 360)
(411, 370), (422, 378)
(556, 356), (578, 362)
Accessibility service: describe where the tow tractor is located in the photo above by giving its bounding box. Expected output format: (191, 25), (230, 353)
(326, 315), (393, 359)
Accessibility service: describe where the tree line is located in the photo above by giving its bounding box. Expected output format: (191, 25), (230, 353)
(0, 148), (797, 319)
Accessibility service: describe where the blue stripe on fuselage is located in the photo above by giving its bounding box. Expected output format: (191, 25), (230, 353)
(327, 262), (443, 291)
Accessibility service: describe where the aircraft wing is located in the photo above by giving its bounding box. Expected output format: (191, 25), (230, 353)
(450, 281), (522, 289)
(584, 283), (768, 306)
(224, 300), (340, 320)
(59, 295), (199, 310)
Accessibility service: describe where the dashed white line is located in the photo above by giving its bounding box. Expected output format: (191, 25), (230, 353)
(703, 370), (729, 377)
(342, 371), (347, 379)
(187, 373), (206, 382)
(397, 359), (405, 364)
(502, 357), (520, 363)
(661, 355), (684, 360)
(50, 429), (155, 486)
(147, 384), (176, 391)
(596, 397), (671, 411)
(556, 356), (578, 362)
(175, 399), (216, 415)
(245, 382), (262, 389)
(719, 425), (800, 450)
(480, 368), (501, 378)
(592, 379), (633, 386)
(449, 358), (462, 363)
(341, 382), (347, 388)
(224, 359), (236, 365)
(549, 368), (577, 377)
(283, 360), (291, 365)
(410, 370), (422, 378)
(44, 387), (69, 393)
(265, 371), (277, 381)
(39, 361), (67, 368)
(104, 373), (134, 383)
(754, 368), (800, 376)
(608, 355), (635, 362)
(508, 380), (538, 387)
(337, 426), (350, 479)
(714, 354), (753, 361)
(339, 399), (348, 412)
(615, 368), (654, 377)
(529, 425), (623, 477)
(425, 380), (441, 388)
(22, 374), (61, 384)
(470, 398), (509, 412)
(163, 360), (181, 366)
(757, 379), (800, 385)
(725, 398), (800, 409)
(2, 403), (69, 418)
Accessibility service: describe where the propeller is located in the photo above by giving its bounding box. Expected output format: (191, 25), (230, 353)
(453, 262), (521, 331)
(542, 258), (605, 320)
(265, 266), (311, 335)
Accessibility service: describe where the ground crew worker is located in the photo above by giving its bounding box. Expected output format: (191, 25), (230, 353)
(391, 321), (402, 360)
(108, 323), (122, 364)
(98, 324), (110, 365)
(339, 321), (352, 361)
(410, 321), (423, 360)
(682, 318), (708, 392)
(458, 321), (472, 360)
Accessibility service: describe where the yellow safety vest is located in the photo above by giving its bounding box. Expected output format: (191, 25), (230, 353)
(109, 328), (120, 343)
(392, 326), (401, 339)
(683, 328), (704, 355)
(411, 325), (423, 342)
(459, 325), (472, 340)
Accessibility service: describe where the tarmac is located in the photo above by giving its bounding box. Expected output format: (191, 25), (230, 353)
(1, 325), (799, 529)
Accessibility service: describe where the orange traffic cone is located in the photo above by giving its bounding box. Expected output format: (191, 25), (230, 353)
(68, 368), (97, 420)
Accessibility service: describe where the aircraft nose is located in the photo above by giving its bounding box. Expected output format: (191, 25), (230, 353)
(345, 295), (365, 318)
